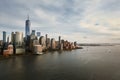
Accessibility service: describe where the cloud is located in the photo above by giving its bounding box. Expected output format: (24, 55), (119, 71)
(0, 0), (120, 43)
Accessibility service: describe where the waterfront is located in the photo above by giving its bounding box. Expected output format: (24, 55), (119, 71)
(0, 46), (120, 80)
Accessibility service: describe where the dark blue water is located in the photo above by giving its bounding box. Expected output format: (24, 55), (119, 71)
(0, 46), (120, 80)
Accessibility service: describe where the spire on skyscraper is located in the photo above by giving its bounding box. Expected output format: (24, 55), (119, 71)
(27, 14), (29, 20)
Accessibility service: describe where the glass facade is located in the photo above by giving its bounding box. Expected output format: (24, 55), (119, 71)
(3, 31), (6, 43)
(25, 18), (30, 38)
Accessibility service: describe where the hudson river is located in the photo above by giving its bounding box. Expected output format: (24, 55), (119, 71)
(0, 45), (120, 80)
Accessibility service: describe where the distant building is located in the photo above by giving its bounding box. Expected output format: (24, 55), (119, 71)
(58, 36), (61, 49)
(39, 36), (46, 50)
(33, 40), (39, 46)
(11, 32), (14, 43)
(15, 32), (23, 47)
(51, 38), (56, 49)
(61, 39), (64, 46)
(36, 32), (41, 40)
(25, 15), (31, 52)
(3, 45), (13, 56)
(25, 15), (31, 39)
(0, 40), (3, 46)
(37, 32), (41, 37)
(33, 45), (42, 54)
(25, 35), (31, 50)
(11, 32), (25, 54)
(47, 38), (51, 49)
(60, 39), (64, 50)
(3, 31), (6, 43)
(46, 34), (48, 48)
(7, 36), (9, 44)
(29, 34), (38, 51)
(74, 41), (77, 47)
(31, 30), (35, 36)
(11, 32), (23, 47)
(60, 43), (63, 50)
(30, 34), (37, 40)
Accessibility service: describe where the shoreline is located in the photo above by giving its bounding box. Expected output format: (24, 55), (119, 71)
(0, 48), (83, 60)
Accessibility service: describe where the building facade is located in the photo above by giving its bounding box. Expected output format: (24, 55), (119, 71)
(25, 15), (31, 39)
(15, 32), (23, 47)
(3, 31), (6, 43)
(51, 38), (56, 49)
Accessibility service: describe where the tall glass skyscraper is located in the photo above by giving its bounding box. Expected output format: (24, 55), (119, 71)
(3, 31), (6, 43)
(25, 15), (31, 39)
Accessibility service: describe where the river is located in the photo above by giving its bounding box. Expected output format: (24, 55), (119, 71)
(0, 45), (120, 80)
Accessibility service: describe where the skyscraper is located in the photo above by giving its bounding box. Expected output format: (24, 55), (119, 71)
(51, 38), (56, 49)
(25, 15), (31, 39)
(46, 34), (48, 47)
(11, 32), (14, 43)
(31, 30), (35, 35)
(7, 36), (9, 43)
(15, 32), (23, 47)
(3, 31), (6, 43)
(58, 36), (61, 49)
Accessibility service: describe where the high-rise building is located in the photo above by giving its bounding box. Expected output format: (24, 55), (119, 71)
(15, 32), (23, 47)
(3, 31), (6, 43)
(7, 36), (9, 43)
(51, 38), (56, 49)
(11, 32), (23, 47)
(39, 36), (46, 47)
(39, 36), (46, 50)
(45, 34), (48, 47)
(36, 32), (41, 40)
(58, 36), (61, 49)
(11, 32), (14, 43)
(31, 30), (35, 35)
(25, 15), (31, 39)
(47, 38), (51, 49)
(37, 32), (41, 37)
(74, 41), (77, 47)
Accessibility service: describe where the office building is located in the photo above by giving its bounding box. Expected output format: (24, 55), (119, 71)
(47, 38), (51, 49)
(11, 32), (14, 43)
(25, 15), (31, 39)
(36, 32), (41, 40)
(15, 32), (23, 47)
(3, 31), (6, 43)
(74, 41), (77, 47)
(0, 40), (3, 46)
(7, 36), (9, 43)
(11, 32), (23, 47)
(39, 36), (46, 50)
(58, 36), (61, 49)
(33, 40), (39, 46)
(33, 45), (43, 54)
(51, 38), (56, 49)
(31, 30), (35, 35)
(45, 34), (48, 48)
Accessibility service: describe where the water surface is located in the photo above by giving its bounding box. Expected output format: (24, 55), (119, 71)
(0, 46), (120, 80)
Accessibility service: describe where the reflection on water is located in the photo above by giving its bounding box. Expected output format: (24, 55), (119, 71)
(0, 46), (120, 80)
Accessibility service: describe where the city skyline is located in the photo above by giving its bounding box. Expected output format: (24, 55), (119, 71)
(0, 0), (120, 43)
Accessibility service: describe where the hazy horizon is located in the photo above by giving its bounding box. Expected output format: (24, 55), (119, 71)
(0, 0), (120, 43)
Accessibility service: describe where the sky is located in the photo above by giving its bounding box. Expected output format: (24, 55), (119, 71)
(0, 0), (120, 43)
